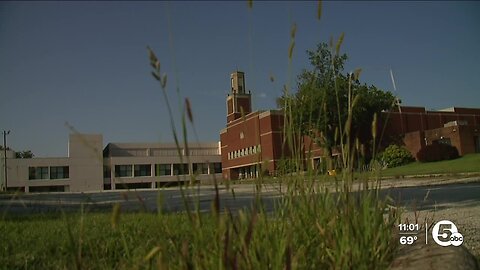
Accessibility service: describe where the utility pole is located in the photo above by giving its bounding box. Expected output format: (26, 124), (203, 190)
(3, 130), (10, 191)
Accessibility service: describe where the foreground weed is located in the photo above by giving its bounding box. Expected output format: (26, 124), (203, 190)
(0, 1), (400, 269)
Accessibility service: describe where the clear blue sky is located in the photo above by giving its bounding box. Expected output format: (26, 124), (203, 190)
(1, 1), (479, 157)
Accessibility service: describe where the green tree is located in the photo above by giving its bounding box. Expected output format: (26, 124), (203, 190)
(15, 150), (34, 159)
(278, 42), (396, 164)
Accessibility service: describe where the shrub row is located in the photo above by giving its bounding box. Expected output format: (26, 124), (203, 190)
(416, 142), (459, 162)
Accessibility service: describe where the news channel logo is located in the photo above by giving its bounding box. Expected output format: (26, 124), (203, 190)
(431, 220), (464, 247)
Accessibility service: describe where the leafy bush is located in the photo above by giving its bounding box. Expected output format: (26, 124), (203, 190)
(417, 142), (459, 162)
(275, 158), (300, 175)
(378, 145), (415, 168)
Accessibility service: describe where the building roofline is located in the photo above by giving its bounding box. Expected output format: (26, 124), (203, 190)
(105, 142), (219, 149)
(259, 109), (283, 119)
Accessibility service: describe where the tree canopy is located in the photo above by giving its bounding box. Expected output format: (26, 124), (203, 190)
(15, 150), (34, 159)
(278, 42), (396, 159)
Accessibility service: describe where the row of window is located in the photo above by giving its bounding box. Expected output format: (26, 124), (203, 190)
(29, 166), (69, 180)
(228, 145), (261, 160)
(106, 163), (222, 178)
(110, 148), (220, 157)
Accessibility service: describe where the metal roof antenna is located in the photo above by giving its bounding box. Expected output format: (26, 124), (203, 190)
(390, 68), (405, 133)
(390, 68), (402, 112)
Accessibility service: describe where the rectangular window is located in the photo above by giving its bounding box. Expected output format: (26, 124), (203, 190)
(193, 163), (209, 175)
(115, 182), (151, 190)
(29, 185), (65, 192)
(115, 165), (132, 177)
(155, 164), (171, 176)
(212, 162), (222, 174)
(173, 163), (189, 175)
(103, 166), (111, 178)
(134, 164), (151, 177)
(50, 166), (69, 179)
(29, 167), (49, 180)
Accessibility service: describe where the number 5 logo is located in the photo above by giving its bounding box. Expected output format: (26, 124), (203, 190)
(432, 220), (463, 247)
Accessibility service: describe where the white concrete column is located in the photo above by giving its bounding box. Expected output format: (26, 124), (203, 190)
(111, 166), (116, 190)
(151, 164), (156, 189)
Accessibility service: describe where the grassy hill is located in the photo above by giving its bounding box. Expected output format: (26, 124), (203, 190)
(381, 153), (480, 177)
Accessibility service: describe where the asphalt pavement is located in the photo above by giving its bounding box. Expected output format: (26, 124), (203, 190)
(0, 181), (479, 215)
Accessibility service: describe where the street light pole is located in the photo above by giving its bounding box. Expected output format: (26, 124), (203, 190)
(3, 130), (10, 191)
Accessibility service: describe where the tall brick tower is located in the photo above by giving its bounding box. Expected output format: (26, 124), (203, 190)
(226, 71), (252, 123)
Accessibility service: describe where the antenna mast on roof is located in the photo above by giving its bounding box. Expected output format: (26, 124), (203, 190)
(390, 69), (402, 113)
(390, 68), (405, 133)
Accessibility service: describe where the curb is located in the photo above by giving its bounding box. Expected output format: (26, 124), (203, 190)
(378, 176), (480, 190)
(381, 172), (480, 180)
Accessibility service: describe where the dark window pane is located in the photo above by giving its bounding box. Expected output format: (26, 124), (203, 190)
(104, 166), (111, 178)
(213, 163), (222, 173)
(134, 164), (151, 177)
(50, 166), (69, 179)
(193, 163), (209, 174)
(115, 165), (132, 177)
(173, 164), (189, 175)
(29, 167), (36, 180)
(155, 164), (171, 176)
(29, 166), (50, 180)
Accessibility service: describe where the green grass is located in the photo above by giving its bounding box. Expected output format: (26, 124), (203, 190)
(0, 183), (399, 269)
(1, 213), (182, 269)
(380, 153), (480, 177)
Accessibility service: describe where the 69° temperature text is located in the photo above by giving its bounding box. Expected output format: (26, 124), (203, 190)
(400, 236), (418, 245)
